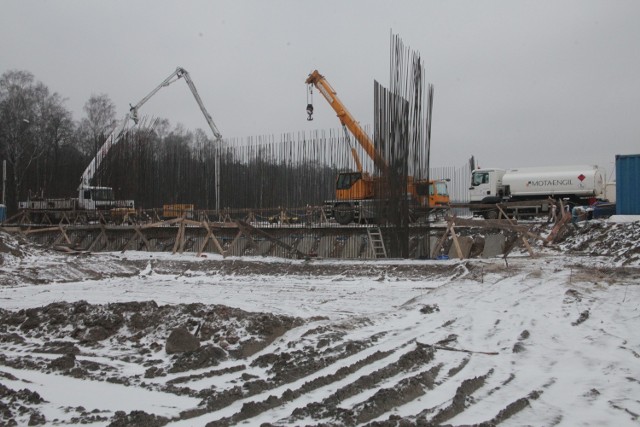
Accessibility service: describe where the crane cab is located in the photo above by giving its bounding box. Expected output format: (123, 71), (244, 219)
(415, 179), (450, 208)
(335, 172), (375, 200)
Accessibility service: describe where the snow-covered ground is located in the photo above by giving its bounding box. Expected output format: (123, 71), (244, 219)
(0, 219), (639, 426)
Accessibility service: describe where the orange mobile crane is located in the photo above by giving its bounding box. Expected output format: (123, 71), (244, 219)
(305, 70), (449, 225)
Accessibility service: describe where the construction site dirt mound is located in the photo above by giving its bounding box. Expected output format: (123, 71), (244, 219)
(0, 219), (639, 425)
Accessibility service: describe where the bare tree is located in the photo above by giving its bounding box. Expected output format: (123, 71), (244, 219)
(0, 70), (79, 208)
(0, 70), (49, 208)
(73, 118), (94, 158)
(80, 94), (116, 185)
(35, 92), (75, 193)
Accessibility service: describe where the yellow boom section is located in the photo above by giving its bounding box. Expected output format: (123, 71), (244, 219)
(306, 70), (388, 175)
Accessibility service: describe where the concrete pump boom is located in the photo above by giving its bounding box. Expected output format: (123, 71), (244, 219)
(79, 67), (223, 211)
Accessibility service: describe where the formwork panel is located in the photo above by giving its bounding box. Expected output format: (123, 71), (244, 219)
(342, 235), (364, 259)
(272, 237), (297, 258)
(449, 236), (474, 259)
(15, 224), (452, 260)
(227, 237), (249, 256)
(297, 236), (316, 256)
(317, 236), (337, 258)
(255, 240), (272, 256)
(362, 238), (376, 259)
(483, 234), (506, 258)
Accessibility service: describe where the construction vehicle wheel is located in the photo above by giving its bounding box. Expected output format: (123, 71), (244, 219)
(334, 203), (354, 225)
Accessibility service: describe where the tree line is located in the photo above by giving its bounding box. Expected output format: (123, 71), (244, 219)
(0, 69), (344, 215)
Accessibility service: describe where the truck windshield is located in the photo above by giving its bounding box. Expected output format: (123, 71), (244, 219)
(471, 172), (489, 186)
(416, 181), (448, 196)
(436, 182), (449, 196)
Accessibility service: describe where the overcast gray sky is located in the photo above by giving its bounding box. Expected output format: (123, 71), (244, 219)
(2, 0), (638, 176)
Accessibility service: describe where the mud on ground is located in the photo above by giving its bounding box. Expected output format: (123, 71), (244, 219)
(0, 220), (639, 426)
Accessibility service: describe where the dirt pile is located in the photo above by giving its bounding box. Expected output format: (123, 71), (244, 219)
(0, 300), (304, 425)
(0, 230), (31, 262)
(1, 297), (486, 426)
(0, 219), (639, 425)
(558, 220), (640, 265)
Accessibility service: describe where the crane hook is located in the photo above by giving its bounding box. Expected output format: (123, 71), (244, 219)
(306, 84), (314, 121)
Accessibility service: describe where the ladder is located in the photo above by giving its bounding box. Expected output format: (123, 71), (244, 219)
(367, 227), (387, 259)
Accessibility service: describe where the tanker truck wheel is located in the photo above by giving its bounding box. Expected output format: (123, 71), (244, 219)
(334, 203), (354, 225)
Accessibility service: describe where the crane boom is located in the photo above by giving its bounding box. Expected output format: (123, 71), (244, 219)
(305, 69), (450, 225)
(80, 67), (223, 189)
(305, 70), (387, 174)
(78, 118), (128, 189)
(179, 68), (223, 142)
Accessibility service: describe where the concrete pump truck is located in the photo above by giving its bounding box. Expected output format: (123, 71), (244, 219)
(18, 67), (223, 224)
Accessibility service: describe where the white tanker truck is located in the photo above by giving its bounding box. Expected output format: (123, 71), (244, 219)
(469, 164), (607, 219)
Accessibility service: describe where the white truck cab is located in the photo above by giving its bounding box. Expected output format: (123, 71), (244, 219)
(469, 168), (506, 203)
(78, 186), (135, 210)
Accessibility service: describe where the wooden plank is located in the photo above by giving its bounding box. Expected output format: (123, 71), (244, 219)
(196, 229), (210, 256)
(1, 210), (26, 225)
(546, 211), (572, 244)
(121, 226), (150, 253)
(228, 228), (251, 253)
(24, 226), (61, 235)
(496, 205), (535, 257)
(140, 217), (184, 230)
(43, 212), (54, 225)
(206, 226), (225, 256)
(59, 225), (72, 245)
(51, 225), (72, 248)
(235, 220), (308, 259)
(430, 223), (452, 258)
(172, 220), (186, 254)
(179, 216), (189, 253)
(87, 225), (107, 252)
(197, 220), (225, 257)
(57, 212), (69, 225)
(449, 223), (464, 259)
(52, 231), (66, 247)
(120, 230), (138, 253)
(444, 216), (542, 240)
(134, 226), (151, 251)
(53, 245), (90, 255)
